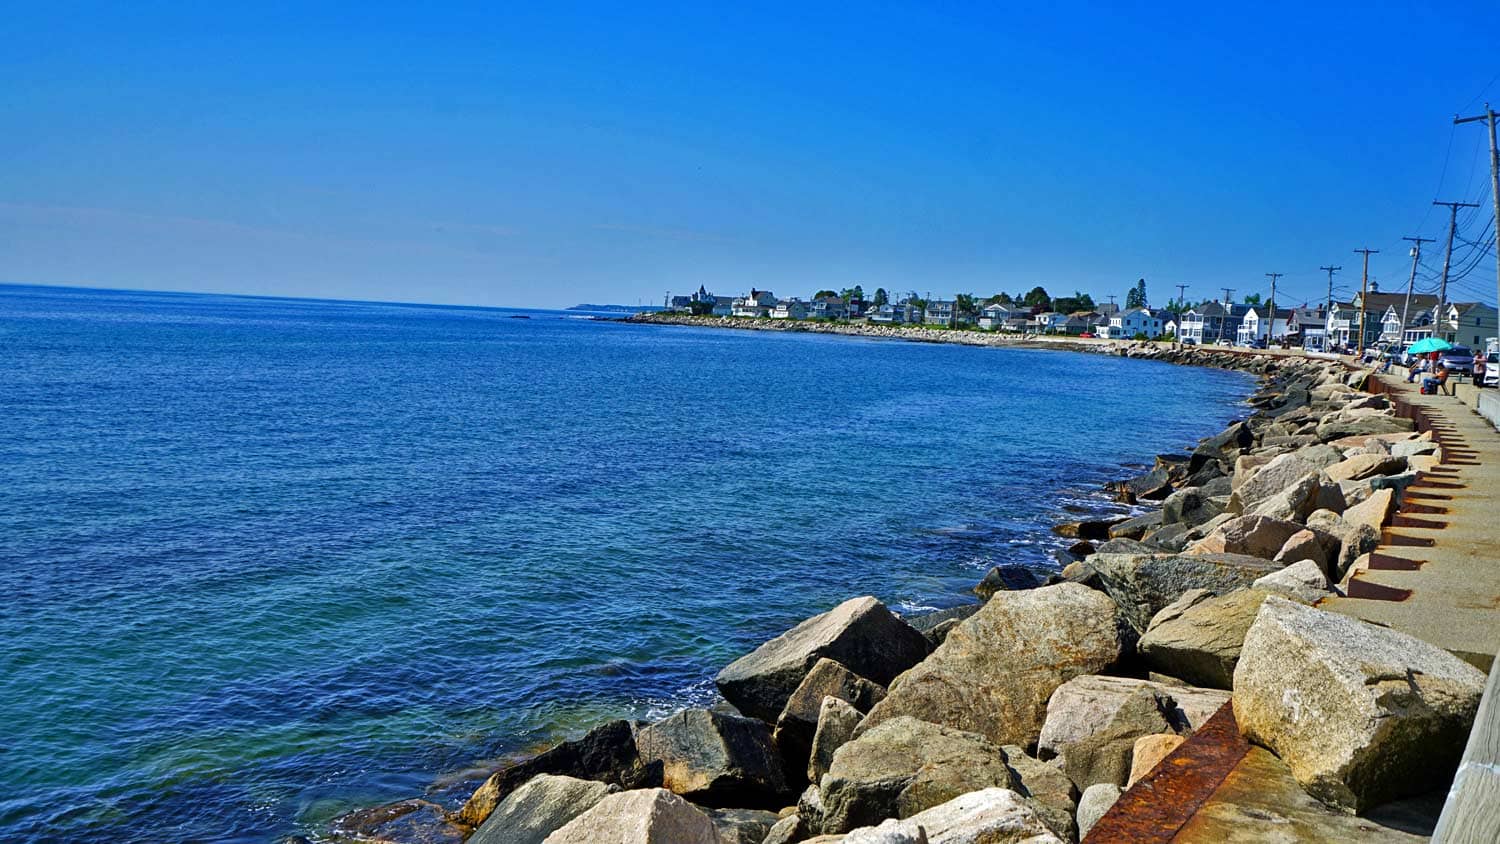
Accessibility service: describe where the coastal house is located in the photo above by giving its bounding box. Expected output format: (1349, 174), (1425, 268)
(711, 296), (735, 317)
(1180, 302), (1249, 345)
(1437, 302), (1499, 346)
(1237, 307), (1291, 345)
(1101, 307), (1164, 339)
(1063, 313), (1094, 335)
(731, 289), (777, 318)
(811, 296), (849, 321)
(869, 302), (918, 324)
(977, 303), (1013, 330)
(1285, 306), (1326, 349)
(924, 300), (957, 327)
(771, 299), (808, 320)
(1096, 303), (1120, 317)
(667, 294), (694, 311)
(1033, 311), (1069, 334)
(1003, 315), (1031, 333)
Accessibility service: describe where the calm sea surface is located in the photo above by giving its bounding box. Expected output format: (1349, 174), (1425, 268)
(0, 284), (1254, 842)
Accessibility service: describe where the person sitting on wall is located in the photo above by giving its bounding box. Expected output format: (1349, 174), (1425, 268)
(1407, 356), (1428, 383)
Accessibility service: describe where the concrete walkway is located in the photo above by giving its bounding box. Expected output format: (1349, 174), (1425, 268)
(1321, 373), (1500, 671)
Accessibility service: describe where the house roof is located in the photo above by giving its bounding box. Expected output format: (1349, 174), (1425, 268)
(1361, 292), (1436, 312)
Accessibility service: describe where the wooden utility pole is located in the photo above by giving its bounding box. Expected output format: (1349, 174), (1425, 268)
(1400, 236), (1435, 347)
(1173, 283), (1189, 343)
(1434, 201), (1480, 343)
(1455, 104), (1500, 333)
(1354, 249), (1379, 355)
(1265, 272), (1282, 345)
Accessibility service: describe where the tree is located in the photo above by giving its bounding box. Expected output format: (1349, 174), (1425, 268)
(1022, 286), (1051, 309)
(1052, 290), (1098, 314)
(1125, 278), (1147, 309)
(873, 287), (889, 307)
(839, 285), (865, 302)
(955, 293), (978, 318)
(813, 289), (837, 300)
(984, 292), (1014, 306)
(1244, 293), (1263, 306)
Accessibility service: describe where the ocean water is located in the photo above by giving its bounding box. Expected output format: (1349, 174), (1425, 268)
(0, 284), (1254, 843)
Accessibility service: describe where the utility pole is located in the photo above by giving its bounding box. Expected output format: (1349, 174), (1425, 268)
(1174, 283), (1189, 342)
(1219, 287), (1235, 345)
(1319, 265), (1341, 351)
(1353, 249), (1379, 356)
(1455, 104), (1500, 335)
(1264, 272), (1282, 346)
(1400, 237), (1434, 347)
(1434, 201), (1480, 343)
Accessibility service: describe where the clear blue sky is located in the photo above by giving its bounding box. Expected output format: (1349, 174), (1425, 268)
(3, 2), (1497, 310)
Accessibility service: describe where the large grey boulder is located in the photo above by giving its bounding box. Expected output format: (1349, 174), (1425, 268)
(707, 808), (780, 844)
(1160, 487), (1220, 528)
(1002, 746), (1079, 841)
(1247, 472), (1324, 522)
(1088, 552), (1281, 633)
(458, 720), (660, 827)
(715, 596), (930, 722)
(1323, 453), (1407, 483)
(1186, 514), (1304, 559)
(808, 696), (863, 783)
(1315, 412), (1414, 442)
(1138, 588), (1275, 689)
(819, 716), (1014, 834)
(1226, 453), (1317, 514)
(1075, 783), (1122, 840)
(542, 788), (722, 844)
(839, 788), (1063, 844)
(1233, 597), (1487, 812)
(761, 814), (806, 844)
(774, 658), (886, 776)
(1055, 686), (1176, 789)
(1252, 559), (1332, 603)
(857, 584), (1125, 747)
(469, 775), (615, 844)
(635, 709), (786, 805)
(1038, 675), (1229, 760)
(1306, 509), (1380, 580)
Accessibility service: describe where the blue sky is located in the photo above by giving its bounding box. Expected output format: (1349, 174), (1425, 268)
(2, 2), (1497, 309)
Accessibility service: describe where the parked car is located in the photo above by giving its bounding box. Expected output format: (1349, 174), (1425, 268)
(1483, 352), (1498, 388)
(1079, 332), (1095, 338)
(1439, 345), (1476, 376)
(1180, 337), (1198, 345)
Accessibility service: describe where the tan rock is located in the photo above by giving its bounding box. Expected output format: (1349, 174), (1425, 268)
(839, 788), (1063, 844)
(857, 584), (1125, 747)
(1323, 453), (1407, 483)
(1038, 675), (1229, 759)
(543, 788), (722, 844)
(1138, 589), (1273, 689)
(1341, 487), (1394, 532)
(1232, 597), (1487, 812)
(1127, 734), (1186, 787)
(1252, 559), (1331, 603)
(1186, 515), (1304, 559)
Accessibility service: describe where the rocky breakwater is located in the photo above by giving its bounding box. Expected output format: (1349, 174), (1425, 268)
(345, 349), (1487, 844)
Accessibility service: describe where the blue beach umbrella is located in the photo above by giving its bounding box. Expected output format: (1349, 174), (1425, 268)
(1406, 337), (1453, 355)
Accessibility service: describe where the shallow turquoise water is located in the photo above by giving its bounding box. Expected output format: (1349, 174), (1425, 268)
(0, 284), (1254, 842)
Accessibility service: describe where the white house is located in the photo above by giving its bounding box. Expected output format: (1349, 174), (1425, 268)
(1237, 307), (1290, 345)
(732, 289), (777, 318)
(771, 299), (808, 320)
(869, 301), (919, 324)
(977, 303), (1013, 330)
(1101, 307), (1164, 339)
(1032, 311), (1068, 334)
(924, 300), (957, 327)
